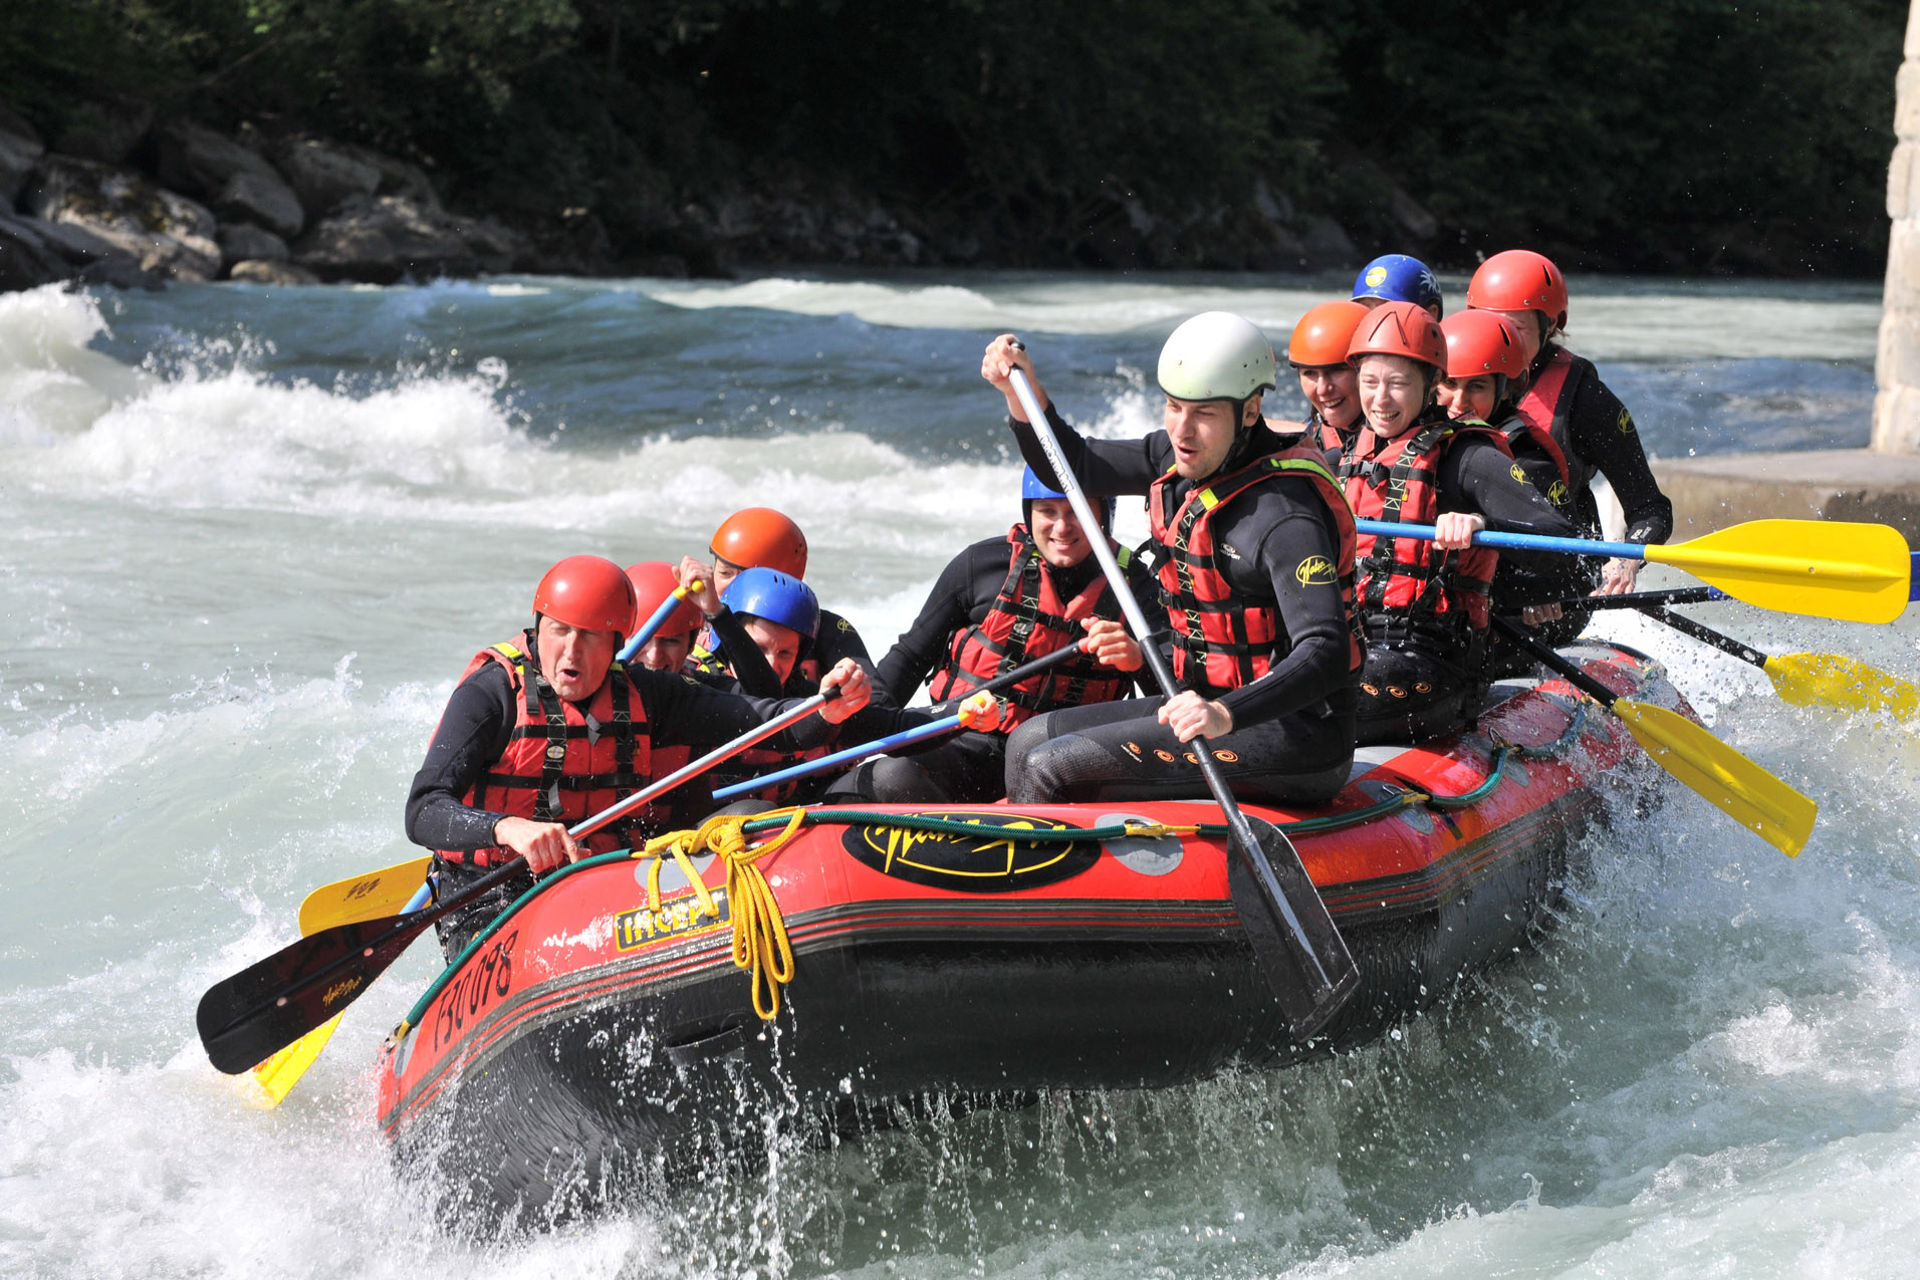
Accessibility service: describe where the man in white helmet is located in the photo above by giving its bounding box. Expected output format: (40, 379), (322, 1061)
(979, 315), (1364, 805)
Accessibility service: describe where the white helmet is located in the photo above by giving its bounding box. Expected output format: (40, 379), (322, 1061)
(1156, 312), (1277, 402)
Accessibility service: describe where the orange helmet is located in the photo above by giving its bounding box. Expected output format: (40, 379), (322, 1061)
(1440, 310), (1528, 380)
(710, 507), (809, 578)
(624, 561), (702, 634)
(1288, 300), (1370, 368)
(1467, 249), (1569, 332)
(1346, 300), (1446, 373)
(532, 555), (638, 636)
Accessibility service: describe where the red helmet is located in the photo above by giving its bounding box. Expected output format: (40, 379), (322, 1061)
(1440, 310), (1528, 380)
(532, 555), (638, 635)
(1346, 300), (1446, 373)
(624, 561), (702, 635)
(710, 507), (809, 578)
(1288, 300), (1370, 368)
(1467, 249), (1569, 332)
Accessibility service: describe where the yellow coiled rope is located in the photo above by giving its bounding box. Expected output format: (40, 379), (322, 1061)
(633, 807), (810, 1020)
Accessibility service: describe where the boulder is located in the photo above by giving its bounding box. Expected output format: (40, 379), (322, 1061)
(217, 222), (290, 266)
(1300, 215), (1357, 268)
(270, 136), (381, 219)
(336, 142), (441, 210)
(0, 99), (45, 206)
(0, 212), (161, 292)
(25, 156), (220, 281)
(229, 259), (319, 286)
(53, 97), (154, 165)
(154, 120), (304, 238)
(293, 194), (523, 282)
(0, 212), (70, 291)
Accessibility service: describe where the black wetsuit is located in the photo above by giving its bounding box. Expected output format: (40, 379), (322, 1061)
(1003, 407), (1357, 806)
(853, 533), (1156, 803)
(1344, 414), (1577, 744)
(1493, 345), (1674, 649)
(406, 660), (846, 957)
(696, 605), (884, 702)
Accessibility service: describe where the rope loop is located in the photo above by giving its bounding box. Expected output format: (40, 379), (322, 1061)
(633, 807), (810, 1021)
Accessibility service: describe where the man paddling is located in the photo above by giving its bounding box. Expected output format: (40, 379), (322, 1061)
(859, 467), (1151, 802)
(405, 554), (871, 956)
(983, 315), (1365, 805)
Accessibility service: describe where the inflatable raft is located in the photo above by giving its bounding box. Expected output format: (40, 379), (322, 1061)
(375, 640), (1681, 1224)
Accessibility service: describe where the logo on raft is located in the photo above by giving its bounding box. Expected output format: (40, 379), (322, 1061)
(841, 812), (1100, 893)
(616, 889), (730, 951)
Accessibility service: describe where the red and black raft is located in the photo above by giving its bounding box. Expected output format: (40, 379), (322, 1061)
(374, 641), (1680, 1223)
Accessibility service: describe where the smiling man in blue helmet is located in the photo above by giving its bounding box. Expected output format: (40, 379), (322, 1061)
(980, 313), (1365, 806)
(856, 466), (1153, 802)
(1353, 252), (1444, 319)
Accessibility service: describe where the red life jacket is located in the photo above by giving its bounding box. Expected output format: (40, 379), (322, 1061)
(1341, 415), (1511, 635)
(1148, 443), (1364, 693)
(1514, 347), (1598, 493)
(924, 525), (1135, 731)
(719, 721), (832, 804)
(439, 632), (687, 866)
(1494, 409), (1573, 509)
(1307, 409), (1355, 458)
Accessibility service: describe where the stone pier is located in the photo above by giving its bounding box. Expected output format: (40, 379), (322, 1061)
(1653, 0), (1920, 541)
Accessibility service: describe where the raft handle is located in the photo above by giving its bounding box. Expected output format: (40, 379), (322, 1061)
(664, 1020), (749, 1066)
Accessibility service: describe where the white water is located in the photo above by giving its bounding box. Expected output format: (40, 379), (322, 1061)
(2, 272), (1917, 1278)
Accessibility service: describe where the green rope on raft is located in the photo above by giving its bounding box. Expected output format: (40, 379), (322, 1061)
(394, 706), (1587, 1038)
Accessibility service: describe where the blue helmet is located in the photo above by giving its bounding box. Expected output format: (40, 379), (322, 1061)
(1021, 465), (1114, 529)
(722, 567), (820, 638)
(1352, 254), (1444, 316)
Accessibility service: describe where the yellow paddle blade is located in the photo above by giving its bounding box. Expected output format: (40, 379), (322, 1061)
(1644, 519), (1911, 625)
(1764, 652), (1920, 719)
(1612, 699), (1816, 857)
(297, 857), (432, 935)
(239, 1013), (342, 1108)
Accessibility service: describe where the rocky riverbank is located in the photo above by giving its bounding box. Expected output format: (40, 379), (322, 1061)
(0, 96), (1413, 293)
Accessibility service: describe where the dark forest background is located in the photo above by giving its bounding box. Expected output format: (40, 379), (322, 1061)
(2, 0), (1905, 275)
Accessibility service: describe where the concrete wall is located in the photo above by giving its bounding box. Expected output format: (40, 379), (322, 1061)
(1874, 0), (1920, 454)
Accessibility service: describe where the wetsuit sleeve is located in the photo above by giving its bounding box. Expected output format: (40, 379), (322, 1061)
(1441, 438), (1579, 538)
(1214, 498), (1354, 728)
(1010, 403), (1170, 497)
(640, 668), (852, 754)
(1442, 437), (1580, 604)
(811, 610), (876, 676)
(874, 543), (995, 704)
(1568, 376), (1673, 544)
(405, 662), (518, 851)
(705, 605), (783, 697)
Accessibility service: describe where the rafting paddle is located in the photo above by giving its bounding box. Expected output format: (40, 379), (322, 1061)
(1565, 596), (1920, 719)
(1489, 616), (1815, 856)
(198, 688), (843, 1075)
(296, 856), (433, 935)
(1007, 366), (1359, 1038)
(1357, 518), (1911, 624)
(710, 638), (1104, 801)
(616, 578), (704, 664)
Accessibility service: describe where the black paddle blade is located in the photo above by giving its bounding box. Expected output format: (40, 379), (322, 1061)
(1227, 815), (1361, 1040)
(196, 912), (430, 1074)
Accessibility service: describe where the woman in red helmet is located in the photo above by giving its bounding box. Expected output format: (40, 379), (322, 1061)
(1466, 249), (1672, 595)
(1338, 303), (1576, 743)
(686, 507), (882, 700)
(404, 554), (873, 956)
(1280, 299), (1371, 460)
(623, 561), (704, 673)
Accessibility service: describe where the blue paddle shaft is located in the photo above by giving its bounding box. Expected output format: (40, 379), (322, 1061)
(711, 712), (965, 802)
(1355, 518), (1645, 561)
(616, 591), (693, 663)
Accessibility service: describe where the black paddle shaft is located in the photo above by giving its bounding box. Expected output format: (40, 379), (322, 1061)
(196, 857), (530, 1074)
(1557, 586), (1722, 611)
(1490, 616), (1621, 706)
